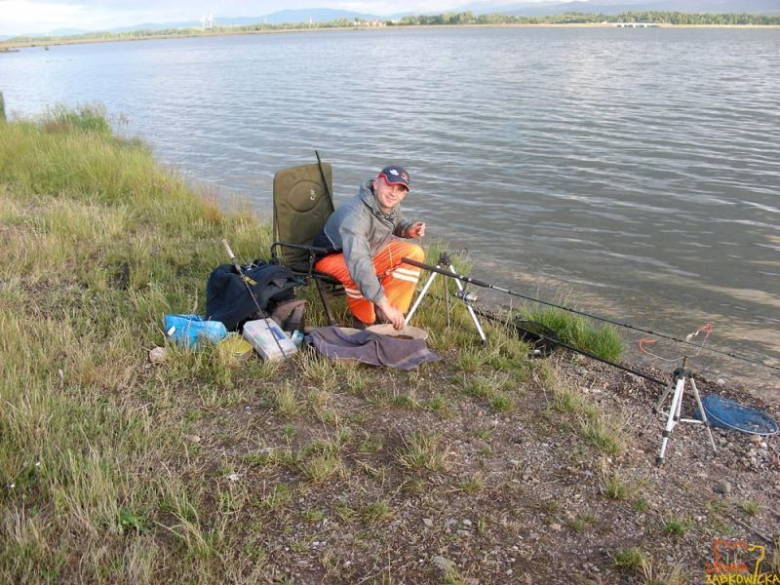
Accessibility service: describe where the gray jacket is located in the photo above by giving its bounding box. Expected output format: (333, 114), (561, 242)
(322, 180), (415, 303)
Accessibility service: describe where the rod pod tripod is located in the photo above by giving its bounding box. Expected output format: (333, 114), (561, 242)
(405, 252), (487, 344)
(654, 357), (717, 465)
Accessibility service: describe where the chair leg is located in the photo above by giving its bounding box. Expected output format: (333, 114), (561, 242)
(315, 279), (338, 326)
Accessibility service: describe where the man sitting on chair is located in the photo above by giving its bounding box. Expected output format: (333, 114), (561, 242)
(313, 165), (425, 330)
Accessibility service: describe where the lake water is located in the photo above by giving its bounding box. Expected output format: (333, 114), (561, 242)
(2, 27), (779, 392)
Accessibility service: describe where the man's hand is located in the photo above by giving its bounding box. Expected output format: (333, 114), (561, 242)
(406, 222), (426, 239)
(377, 298), (406, 330)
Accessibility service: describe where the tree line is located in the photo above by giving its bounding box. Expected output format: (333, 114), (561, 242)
(394, 11), (780, 26)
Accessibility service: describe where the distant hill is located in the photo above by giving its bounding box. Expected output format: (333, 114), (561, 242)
(261, 9), (381, 24)
(454, 0), (780, 16)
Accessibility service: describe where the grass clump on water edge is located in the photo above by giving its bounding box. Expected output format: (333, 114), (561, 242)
(523, 306), (624, 362)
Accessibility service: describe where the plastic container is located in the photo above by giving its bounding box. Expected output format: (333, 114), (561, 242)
(164, 314), (227, 348)
(218, 334), (254, 361)
(289, 330), (305, 348)
(242, 318), (297, 361)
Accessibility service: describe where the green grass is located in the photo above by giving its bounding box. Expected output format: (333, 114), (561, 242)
(523, 306), (624, 362)
(456, 475), (485, 494)
(612, 547), (646, 573)
(601, 473), (641, 501)
(359, 500), (394, 523)
(663, 517), (692, 538)
(395, 432), (450, 472)
(740, 501), (760, 517)
(0, 109), (274, 581)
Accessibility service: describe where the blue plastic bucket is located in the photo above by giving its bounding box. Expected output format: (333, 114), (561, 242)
(163, 314), (227, 348)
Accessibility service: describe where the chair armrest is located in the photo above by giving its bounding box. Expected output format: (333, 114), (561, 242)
(271, 241), (330, 256)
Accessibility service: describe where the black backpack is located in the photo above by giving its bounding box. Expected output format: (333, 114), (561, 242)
(206, 261), (298, 331)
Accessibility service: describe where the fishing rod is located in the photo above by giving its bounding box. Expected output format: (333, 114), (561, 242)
(401, 256), (780, 373)
(222, 239), (291, 360)
(471, 305), (668, 386)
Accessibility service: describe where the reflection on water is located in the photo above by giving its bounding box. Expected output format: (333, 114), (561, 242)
(1, 27), (778, 398)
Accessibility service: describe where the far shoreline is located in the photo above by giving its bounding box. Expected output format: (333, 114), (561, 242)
(2, 22), (779, 51)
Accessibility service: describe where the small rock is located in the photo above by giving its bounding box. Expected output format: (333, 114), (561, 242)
(717, 378), (726, 385)
(186, 434), (201, 443)
(457, 530), (470, 537)
(550, 523), (562, 531)
(149, 346), (167, 365)
(432, 556), (456, 574)
(750, 435), (763, 444)
(445, 518), (457, 529)
(714, 481), (732, 495)
(423, 518), (433, 528)
(462, 519), (472, 527)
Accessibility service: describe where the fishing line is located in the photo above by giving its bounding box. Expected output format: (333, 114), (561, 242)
(402, 257), (780, 374)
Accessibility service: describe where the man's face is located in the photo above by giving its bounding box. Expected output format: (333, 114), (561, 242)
(373, 177), (409, 212)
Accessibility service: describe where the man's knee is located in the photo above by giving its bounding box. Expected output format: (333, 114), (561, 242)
(404, 244), (424, 263)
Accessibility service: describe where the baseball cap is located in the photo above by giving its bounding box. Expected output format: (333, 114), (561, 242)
(378, 165), (411, 191)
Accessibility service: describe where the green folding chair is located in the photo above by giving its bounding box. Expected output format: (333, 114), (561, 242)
(271, 152), (343, 325)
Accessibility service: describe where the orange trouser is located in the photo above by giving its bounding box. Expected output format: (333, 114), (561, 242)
(314, 240), (424, 325)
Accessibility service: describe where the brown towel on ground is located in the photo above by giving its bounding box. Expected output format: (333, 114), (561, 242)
(305, 326), (439, 370)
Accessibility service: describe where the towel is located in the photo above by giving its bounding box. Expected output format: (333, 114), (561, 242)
(305, 326), (439, 371)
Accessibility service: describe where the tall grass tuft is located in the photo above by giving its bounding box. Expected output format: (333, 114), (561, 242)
(42, 103), (112, 136)
(523, 306), (624, 362)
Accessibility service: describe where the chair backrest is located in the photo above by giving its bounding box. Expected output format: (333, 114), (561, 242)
(273, 162), (335, 267)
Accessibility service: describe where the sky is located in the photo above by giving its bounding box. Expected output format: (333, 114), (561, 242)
(0, 0), (540, 35)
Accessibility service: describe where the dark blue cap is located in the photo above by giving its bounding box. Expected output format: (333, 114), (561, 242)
(378, 165), (411, 191)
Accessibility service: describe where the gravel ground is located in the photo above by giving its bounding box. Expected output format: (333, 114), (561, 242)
(181, 345), (780, 584)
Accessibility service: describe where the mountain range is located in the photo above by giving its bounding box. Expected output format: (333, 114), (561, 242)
(4, 0), (778, 41)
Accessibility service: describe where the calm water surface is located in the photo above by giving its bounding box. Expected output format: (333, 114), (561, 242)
(2, 27), (779, 392)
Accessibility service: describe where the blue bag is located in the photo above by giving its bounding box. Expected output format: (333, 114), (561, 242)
(164, 314), (228, 348)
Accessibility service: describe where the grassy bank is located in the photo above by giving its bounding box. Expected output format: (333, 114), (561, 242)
(1, 108), (778, 584)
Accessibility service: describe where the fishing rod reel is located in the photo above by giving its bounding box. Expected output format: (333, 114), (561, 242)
(452, 290), (478, 304)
